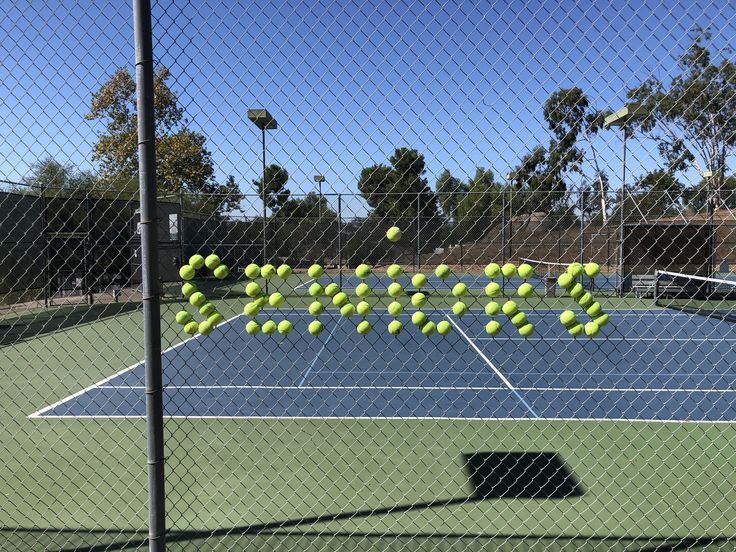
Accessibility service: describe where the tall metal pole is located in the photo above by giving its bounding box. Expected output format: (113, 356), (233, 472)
(618, 126), (628, 296)
(261, 128), (269, 294)
(415, 193), (420, 271)
(338, 194), (343, 289)
(133, 1), (166, 550)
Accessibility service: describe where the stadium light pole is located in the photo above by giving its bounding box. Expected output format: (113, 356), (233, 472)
(248, 109), (277, 269)
(314, 175), (325, 221)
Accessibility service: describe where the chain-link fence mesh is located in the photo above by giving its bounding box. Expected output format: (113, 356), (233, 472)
(3, 1), (736, 550)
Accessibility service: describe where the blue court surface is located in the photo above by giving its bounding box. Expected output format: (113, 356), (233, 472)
(31, 310), (736, 422)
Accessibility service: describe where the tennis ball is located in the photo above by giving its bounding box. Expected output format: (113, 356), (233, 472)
(410, 292), (427, 307)
(411, 273), (428, 288)
(485, 320), (501, 336)
(308, 282), (324, 297)
(261, 264), (276, 279)
(437, 320), (452, 335)
(485, 282), (501, 297)
(189, 292), (206, 307)
(484, 262), (501, 278)
(355, 264), (371, 279)
(567, 262), (584, 278)
(254, 296), (268, 308)
(355, 283), (371, 297)
(586, 302), (602, 318)
(584, 262), (600, 277)
(452, 301), (468, 316)
(204, 254), (220, 270)
(387, 282), (404, 297)
(308, 301), (325, 316)
(245, 282), (262, 298)
(325, 283), (340, 297)
(244, 302), (260, 317)
(308, 264), (324, 278)
(199, 303), (216, 317)
(277, 264), (292, 279)
(517, 263), (534, 279)
(183, 321), (199, 335)
(452, 283), (468, 297)
(584, 321), (600, 337)
(340, 303), (356, 318)
(244, 263), (260, 279)
(421, 321), (436, 336)
(595, 313), (609, 327)
(262, 320), (277, 335)
(411, 311), (428, 327)
(435, 264), (451, 280)
(198, 320), (214, 336)
(179, 265), (195, 281)
(175, 310), (192, 325)
(332, 291), (349, 307)
(245, 320), (260, 335)
(387, 264), (402, 279)
(485, 301), (500, 316)
(501, 263), (516, 278)
(387, 320), (403, 335)
(208, 312), (224, 326)
(557, 273), (574, 289)
(387, 301), (403, 316)
(386, 226), (402, 242)
(577, 292), (593, 308)
(502, 300), (518, 316)
(277, 320), (293, 335)
(569, 282), (584, 298)
(189, 254), (205, 269)
(511, 312), (527, 327)
(518, 323), (534, 337)
(559, 310), (577, 327)
(356, 301), (372, 316)
(568, 323), (584, 336)
(517, 282), (534, 298)
(181, 282), (197, 297)
(356, 320), (372, 335)
(213, 265), (230, 280)
(269, 292), (286, 307)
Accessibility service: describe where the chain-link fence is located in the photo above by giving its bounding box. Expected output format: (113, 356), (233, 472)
(3, 1), (736, 551)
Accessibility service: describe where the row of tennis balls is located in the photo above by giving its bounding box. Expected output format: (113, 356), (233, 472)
(179, 254), (230, 280)
(176, 280), (227, 335)
(243, 318), (454, 336)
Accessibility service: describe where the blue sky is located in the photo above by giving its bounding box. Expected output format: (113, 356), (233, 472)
(1, 0), (735, 216)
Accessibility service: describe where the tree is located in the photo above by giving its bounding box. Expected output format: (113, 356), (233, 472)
(253, 164), (290, 213)
(456, 167), (502, 220)
(435, 169), (467, 221)
(685, 175), (736, 211)
(507, 145), (575, 214)
(24, 157), (96, 193)
(630, 169), (686, 219)
(280, 192), (337, 219)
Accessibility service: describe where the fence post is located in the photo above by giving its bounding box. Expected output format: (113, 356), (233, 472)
(338, 193), (343, 289)
(40, 184), (49, 307)
(415, 194), (420, 271)
(178, 189), (184, 268)
(501, 189), (506, 265)
(133, 1), (166, 551)
(579, 189), (585, 264)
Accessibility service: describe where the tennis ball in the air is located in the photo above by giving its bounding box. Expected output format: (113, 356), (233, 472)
(511, 312), (527, 327)
(245, 282), (262, 298)
(308, 264), (324, 278)
(411, 311), (428, 327)
(567, 262), (584, 278)
(208, 312), (224, 326)
(387, 301), (403, 316)
(277, 320), (293, 335)
(517, 263), (534, 280)
(485, 301), (500, 316)
(577, 292), (593, 308)
(254, 296), (268, 308)
(568, 323), (584, 336)
(213, 265), (230, 280)
(559, 310), (577, 327)
(183, 321), (199, 335)
(502, 300), (518, 316)
(205, 254), (220, 270)
(333, 291), (349, 307)
(452, 283), (468, 297)
(387, 264), (402, 279)
(386, 226), (402, 242)
(410, 292), (427, 307)
(325, 283), (340, 297)
(501, 263), (517, 278)
(595, 313), (609, 327)
(269, 292), (286, 307)
(244, 263), (260, 279)
(179, 265), (195, 281)
(243, 302), (260, 317)
(387, 320), (403, 335)
(356, 301), (372, 316)
(387, 282), (404, 297)
(181, 282), (197, 298)
(175, 311), (192, 325)
(261, 264), (276, 279)
(308, 301), (325, 316)
(569, 282), (584, 298)
(277, 264), (292, 279)
(308, 282), (324, 297)
(517, 282), (534, 298)
(245, 320), (260, 335)
(557, 273), (574, 289)
(421, 321), (436, 336)
(485, 320), (502, 336)
(198, 320), (214, 336)
(584, 321), (600, 337)
(189, 254), (205, 269)
(435, 264), (451, 280)
(584, 262), (600, 277)
(262, 320), (277, 335)
(356, 320), (372, 335)
(355, 283), (371, 297)
(485, 282), (501, 297)
(452, 301), (468, 316)
(518, 323), (534, 337)
(189, 292), (206, 307)
(340, 303), (356, 318)
(586, 302), (602, 318)
(355, 264), (371, 279)
(436, 320), (452, 335)
(411, 273), (428, 288)
(199, 303), (216, 317)
(484, 262), (501, 278)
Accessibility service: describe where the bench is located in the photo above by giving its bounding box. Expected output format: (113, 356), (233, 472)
(631, 275), (656, 298)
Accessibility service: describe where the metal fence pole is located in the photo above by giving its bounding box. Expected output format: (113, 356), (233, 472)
(501, 190), (506, 265)
(415, 193), (420, 271)
(133, 1), (166, 550)
(618, 126), (628, 296)
(338, 193), (343, 288)
(40, 184), (49, 308)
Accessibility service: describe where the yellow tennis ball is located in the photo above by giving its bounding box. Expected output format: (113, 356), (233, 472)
(485, 301), (500, 316)
(387, 301), (403, 316)
(333, 291), (349, 307)
(261, 264), (276, 279)
(189, 292), (206, 307)
(511, 312), (527, 327)
(421, 321), (436, 336)
(435, 264), (451, 280)
(387, 264), (402, 279)
(557, 273), (574, 289)
(244, 263), (260, 279)
(208, 312), (224, 326)
(175, 311), (192, 325)
(356, 301), (372, 316)
(245, 282), (262, 297)
(452, 301), (468, 316)
(189, 254), (205, 269)
(485, 282), (501, 297)
(577, 292), (593, 308)
(243, 302), (260, 317)
(386, 226), (402, 242)
(559, 310), (577, 327)
(584, 262), (600, 277)
(568, 322), (584, 336)
(181, 282), (197, 297)
(411, 311), (428, 327)
(324, 283), (340, 297)
(269, 292), (286, 307)
(586, 302), (602, 318)
(245, 320), (260, 335)
(484, 262), (501, 278)
(387, 282), (404, 297)
(569, 282), (584, 298)
(518, 323), (534, 337)
(277, 264), (292, 279)
(452, 283), (468, 297)
(308, 264), (324, 278)
(308, 282), (324, 297)
(213, 265), (230, 279)
(485, 320), (501, 336)
(517, 263), (534, 279)
(410, 292), (427, 307)
(204, 254), (220, 270)
(179, 265), (195, 281)
(501, 263), (516, 277)
(355, 283), (371, 297)
(387, 320), (403, 335)
(584, 321), (600, 337)
(567, 262), (584, 278)
(277, 320), (293, 335)
(595, 313), (609, 327)
(355, 264), (371, 279)
(436, 320), (452, 335)
(183, 321), (199, 335)
(340, 303), (356, 318)
(411, 273), (428, 288)
(517, 282), (534, 298)
(308, 301), (324, 316)
(502, 300), (518, 316)
(198, 320), (214, 336)
(199, 303), (216, 317)
(262, 320), (277, 335)
(356, 320), (372, 335)
(254, 296), (268, 308)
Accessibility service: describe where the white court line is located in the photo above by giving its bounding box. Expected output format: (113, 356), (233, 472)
(293, 277), (316, 290)
(28, 312), (244, 418)
(473, 337), (736, 342)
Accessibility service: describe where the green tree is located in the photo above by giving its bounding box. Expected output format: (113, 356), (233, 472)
(24, 157), (96, 192)
(507, 145), (575, 214)
(253, 164), (290, 213)
(631, 169), (686, 219)
(280, 192), (337, 219)
(685, 175), (736, 211)
(435, 169), (467, 221)
(456, 167), (502, 220)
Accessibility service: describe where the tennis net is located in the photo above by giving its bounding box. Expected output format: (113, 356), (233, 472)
(654, 270), (736, 322)
(519, 257), (596, 290)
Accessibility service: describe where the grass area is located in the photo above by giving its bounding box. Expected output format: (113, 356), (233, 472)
(1, 286), (735, 550)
